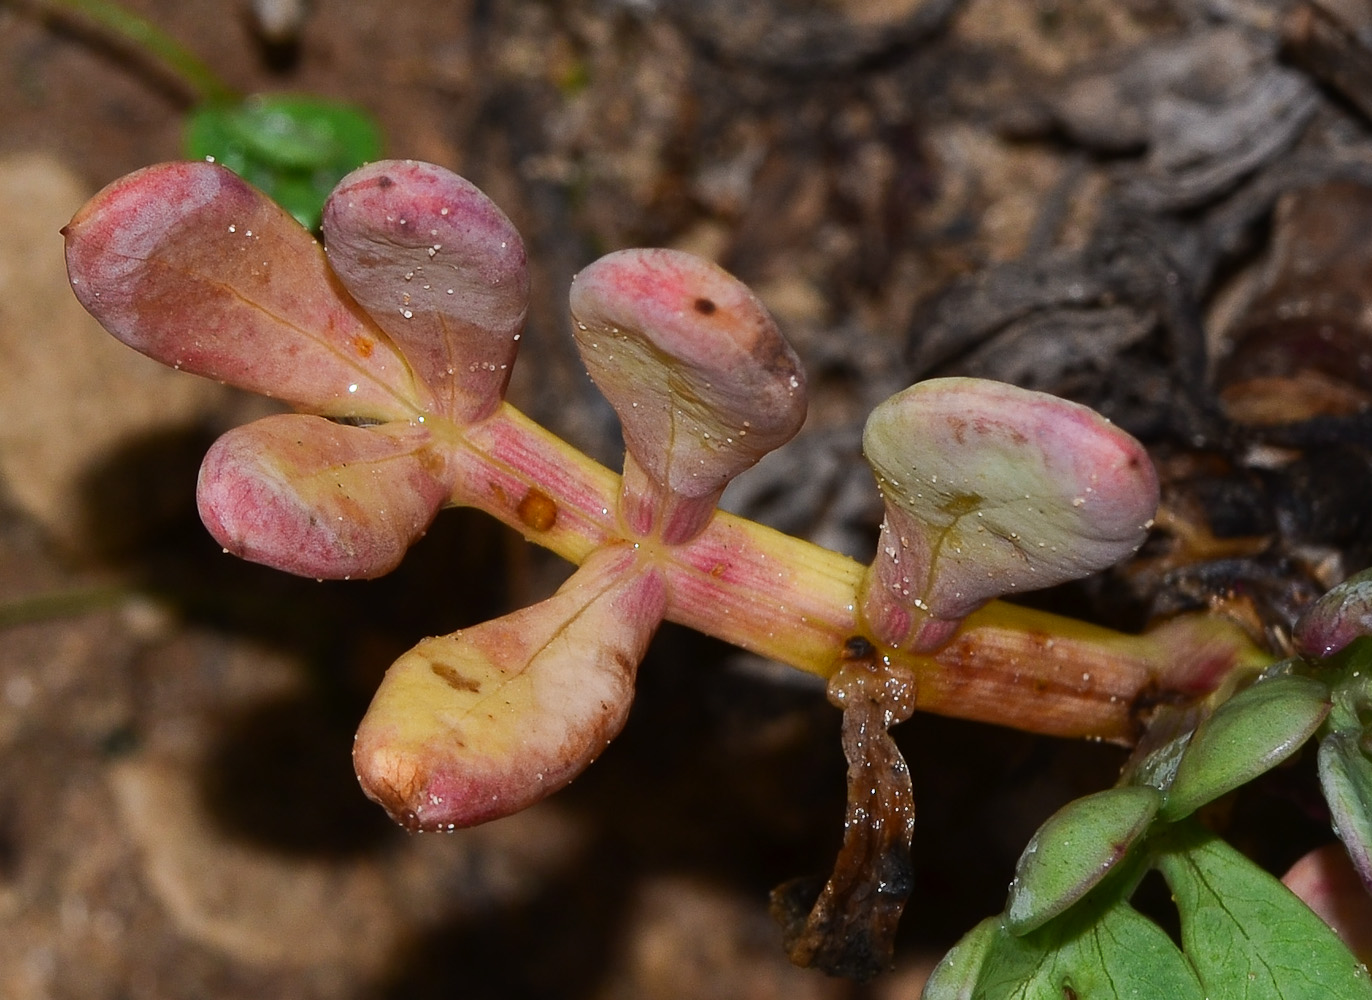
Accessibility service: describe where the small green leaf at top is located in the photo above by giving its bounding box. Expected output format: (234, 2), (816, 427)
(1005, 785), (1160, 935)
(972, 896), (1204, 1000)
(186, 95), (384, 229)
(1157, 824), (1372, 1000)
(1160, 673), (1330, 822)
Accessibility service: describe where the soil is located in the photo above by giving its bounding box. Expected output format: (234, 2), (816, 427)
(1, 1), (1369, 998)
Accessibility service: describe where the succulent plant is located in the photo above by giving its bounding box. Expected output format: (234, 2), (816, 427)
(70, 158), (1326, 987)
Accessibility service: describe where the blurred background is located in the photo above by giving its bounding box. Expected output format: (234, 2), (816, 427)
(1, 0), (1368, 996)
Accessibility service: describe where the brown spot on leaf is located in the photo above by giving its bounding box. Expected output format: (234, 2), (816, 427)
(352, 335), (374, 358)
(939, 492), (984, 517)
(431, 662), (481, 693)
(693, 297), (717, 315)
(376, 175), (394, 189)
(516, 487), (557, 531)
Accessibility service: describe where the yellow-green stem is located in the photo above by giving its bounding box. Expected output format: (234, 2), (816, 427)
(445, 402), (1274, 744)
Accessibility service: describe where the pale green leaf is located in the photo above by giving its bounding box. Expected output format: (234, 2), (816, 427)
(1156, 825), (1372, 1000)
(1006, 786), (1160, 935)
(923, 917), (1000, 1000)
(1320, 731), (1372, 891)
(973, 897), (1204, 1000)
(1161, 674), (1330, 822)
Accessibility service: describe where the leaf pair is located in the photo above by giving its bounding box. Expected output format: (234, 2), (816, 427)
(995, 670), (1329, 937)
(64, 159), (527, 581)
(929, 827), (1372, 1000)
(928, 593), (1372, 997)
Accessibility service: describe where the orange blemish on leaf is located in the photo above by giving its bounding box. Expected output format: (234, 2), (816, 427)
(352, 335), (375, 358)
(516, 487), (558, 531)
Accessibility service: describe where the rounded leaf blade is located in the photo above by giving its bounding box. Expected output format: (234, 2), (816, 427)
(861, 378), (1158, 649)
(569, 249), (806, 543)
(1006, 785), (1160, 936)
(197, 414), (450, 579)
(353, 545), (667, 830)
(1160, 673), (1330, 822)
(323, 161), (529, 422)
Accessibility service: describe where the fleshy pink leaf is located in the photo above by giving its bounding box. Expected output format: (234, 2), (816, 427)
(197, 413), (451, 579)
(322, 161), (529, 422)
(1296, 568), (1372, 659)
(64, 161), (428, 420)
(569, 249), (807, 544)
(861, 378), (1159, 650)
(353, 545), (667, 830)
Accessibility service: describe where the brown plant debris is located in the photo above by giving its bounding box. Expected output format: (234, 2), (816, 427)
(770, 637), (917, 981)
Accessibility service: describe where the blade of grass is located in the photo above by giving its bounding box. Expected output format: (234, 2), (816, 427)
(22, 0), (237, 103)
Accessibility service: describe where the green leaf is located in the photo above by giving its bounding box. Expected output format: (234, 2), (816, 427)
(1156, 825), (1372, 1000)
(1005, 786), (1160, 935)
(973, 897), (1204, 1000)
(1317, 638), (1372, 890)
(186, 95), (383, 229)
(1160, 674), (1330, 822)
(1320, 731), (1372, 891)
(1324, 637), (1372, 733)
(922, 917), (999, 1000)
